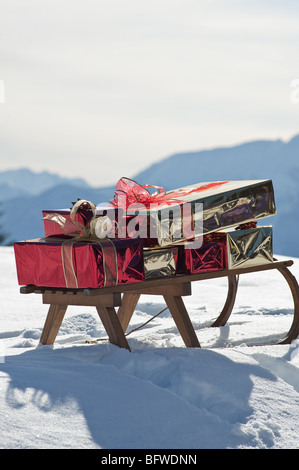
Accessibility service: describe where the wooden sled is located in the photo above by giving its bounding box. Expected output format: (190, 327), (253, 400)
(20, 260), (299, 351)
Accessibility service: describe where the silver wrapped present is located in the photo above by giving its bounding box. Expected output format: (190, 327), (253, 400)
(226, 225), (273, 269)
(143, 247), (178, 279)
(131, 179), (276, 247)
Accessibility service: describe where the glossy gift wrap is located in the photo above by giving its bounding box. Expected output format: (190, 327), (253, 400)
(14, 236), (144, 289)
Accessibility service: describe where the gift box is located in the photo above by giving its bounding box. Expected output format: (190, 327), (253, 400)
(225, 225), (273, 269)
(43, 209), (88, 237)
(177, 225), (273, 275)
(177, 233), (227, 275)
(143, 247), (178, 280)
(110, 178), (276, 247)
(14, 236), (144, 289)
(42, 200), (122, 239)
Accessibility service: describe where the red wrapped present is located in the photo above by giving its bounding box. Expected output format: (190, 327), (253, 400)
(110, 177), (276, 247)
(14, 236), (144, 289)
(42, 199), (122, 239)
(177, 233), (227, 275)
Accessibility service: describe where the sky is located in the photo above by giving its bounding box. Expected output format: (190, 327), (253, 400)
(0, 0), (299, 187)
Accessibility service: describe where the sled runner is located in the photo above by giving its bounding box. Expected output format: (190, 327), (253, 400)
(20, 260), (299, 351)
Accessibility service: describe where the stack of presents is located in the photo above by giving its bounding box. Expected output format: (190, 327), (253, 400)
(14, 177), (276, 290)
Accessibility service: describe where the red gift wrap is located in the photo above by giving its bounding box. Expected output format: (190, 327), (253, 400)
(177, 234), (227, 275)
(14, 236), (144, 289)
(43, 201), (122, 239)
(43, 209), (88, 237)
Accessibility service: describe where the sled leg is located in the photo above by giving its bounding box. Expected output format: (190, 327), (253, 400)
(39, 304), (68, 345)
(117, 293), (140, 332)
(96, 306), (131, 351)
(276, 265), (299, 344)
(211, 275), (239, 327)
(163, 295), (201, 348)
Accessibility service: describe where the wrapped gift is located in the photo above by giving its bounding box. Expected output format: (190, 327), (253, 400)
(110, 178), (276, 247)
(14, 236), (144, 289)
(177, 233), (227, 275)
(225, 224), (273, 269)
(177, 225), (273, 275)
(42, 199), (122, 239)
(143, 247), (178, 279)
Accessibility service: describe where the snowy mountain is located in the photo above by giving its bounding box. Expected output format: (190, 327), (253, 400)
(0, 168), (89, 199)
(133, 138), (292, 189)
(1, 133), (299, 255)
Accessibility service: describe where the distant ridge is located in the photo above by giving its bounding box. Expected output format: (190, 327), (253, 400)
(0, 168), (89, 200)
(133, 138), (287, 189)
(1, 182), (114, 245)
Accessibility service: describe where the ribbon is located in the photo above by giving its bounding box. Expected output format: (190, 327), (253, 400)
(110, 177), (229, 209)
(110, 177), (230, 244)
(70, 199), (97, 235)
(203, 232), (227, 243)
(203, 222), (258, 243)
(235, 221), (257, 230)
(43, 199), (113, 239)
(60, 236), (118, 289)
(42, 200), (118, 288)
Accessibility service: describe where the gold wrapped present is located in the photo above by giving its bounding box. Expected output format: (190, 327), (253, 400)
(225, 225), (273, 269)
(143, 247), (178, 279)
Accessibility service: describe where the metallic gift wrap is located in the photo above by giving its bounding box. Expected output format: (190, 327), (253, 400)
(143, 247), (178, 279)
(14, 236), (144, 289)
(176, 226), (273, 275)
(157, 179), (276, 246)
(177, 234), (227, 275)
(113, 179), (276, 247)
(42, 204), (123, 238)
(226, 226), (273, 269)
(43, 208), (89, 237)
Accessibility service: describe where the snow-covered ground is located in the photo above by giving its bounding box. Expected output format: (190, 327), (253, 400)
(1, 246), (299, 449)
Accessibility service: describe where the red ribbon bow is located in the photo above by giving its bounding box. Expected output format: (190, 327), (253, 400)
(111, 177), (167, 207)
(111, 177), (230, 208)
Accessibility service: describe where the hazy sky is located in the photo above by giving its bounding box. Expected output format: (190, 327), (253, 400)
(0, 0), (299, 187)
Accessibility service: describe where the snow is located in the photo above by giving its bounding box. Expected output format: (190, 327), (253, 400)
(1, 246), (299, 449)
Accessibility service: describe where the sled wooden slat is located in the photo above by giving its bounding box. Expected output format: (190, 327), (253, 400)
(42, 292), (122, 307)
(20, 260), (299, 349)
(81, 259), (295, 296)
